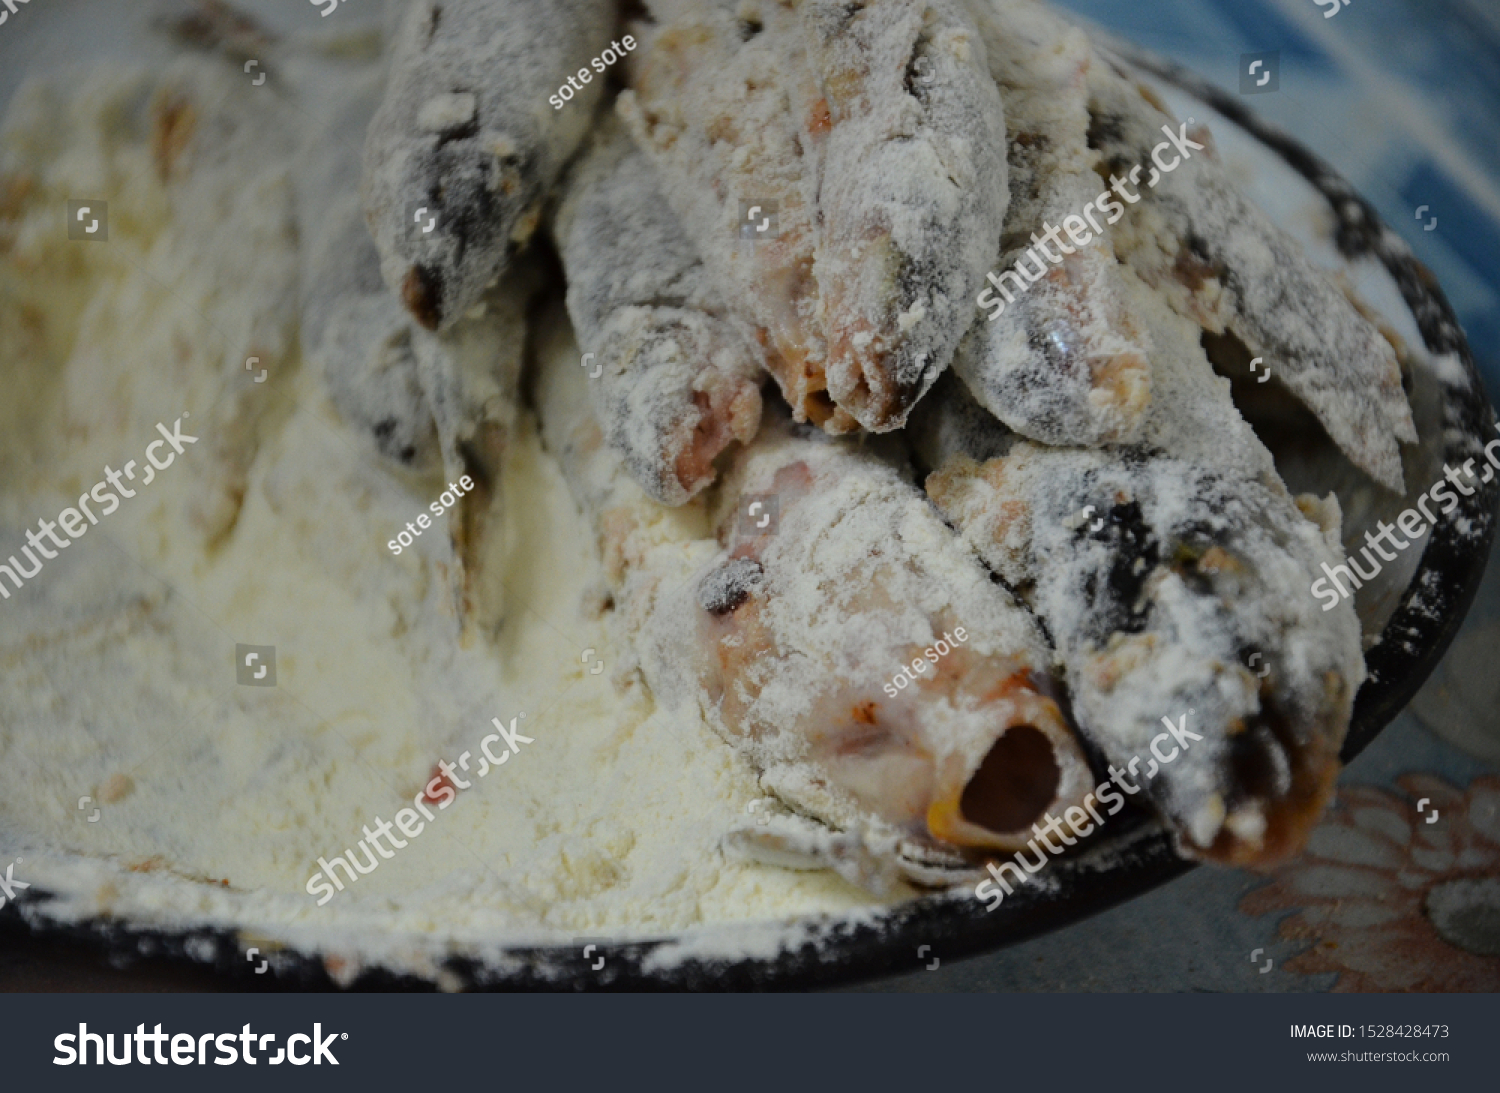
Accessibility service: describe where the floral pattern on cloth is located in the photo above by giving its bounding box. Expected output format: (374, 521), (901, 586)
(1241, 774), (1500, 991)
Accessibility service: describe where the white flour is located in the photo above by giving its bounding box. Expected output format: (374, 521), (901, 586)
(0, 61), (883, 977)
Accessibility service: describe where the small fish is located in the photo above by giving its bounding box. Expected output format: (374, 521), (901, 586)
(299, 68), (438, 471)
(362, 0), (614, 330)
(620, 1), (844, 431)
(553, 116), (764, 505)
(623, 0), (1008, 435)
(801, 0), (1010, 430)
(1084, 42), (1416, 491)
(958, 0), (1152, 447)
(919, 265), (1365, 868)
(300, 56), (520, 635)
(535, 311), (1096, 891)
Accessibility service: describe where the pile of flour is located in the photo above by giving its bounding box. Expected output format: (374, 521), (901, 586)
(0, 56), (886, 983)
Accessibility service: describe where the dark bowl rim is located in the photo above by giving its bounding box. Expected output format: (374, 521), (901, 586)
(6, 39), (1498, 993)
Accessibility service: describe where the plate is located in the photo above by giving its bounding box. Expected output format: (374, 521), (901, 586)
(2, 27), (1495, 991)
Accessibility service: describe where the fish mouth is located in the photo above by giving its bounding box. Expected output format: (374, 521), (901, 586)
(829, 357), (913, 433)
(956, 724), (1061, 833)
(1189, 687), (1348, 869)
(823, 324), (925, 434)
(668, 361), (763, 502)
(926, 685), (1096, 851)
(401, 264), (444, 330)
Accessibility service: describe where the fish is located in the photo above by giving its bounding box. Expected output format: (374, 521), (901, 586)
(299, 66), (440, 472)
(800, 0), (1009, 430)
(620, 0), (845, 430)
(534, 305), (1096, 892)
(299, 47), (522, 636)
(956, 0), (1152, 447)
(553, 115), (764, 505)
(1082, 39), (1416, 491)
(362, 0), (615, 330)
(918, 262), (1365, 868)
(621, 0), (1008, 434)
